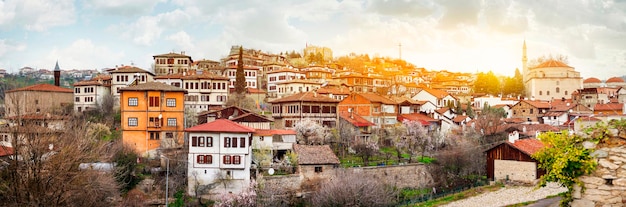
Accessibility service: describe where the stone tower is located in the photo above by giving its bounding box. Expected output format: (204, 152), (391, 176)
(54, 61), (61, 86)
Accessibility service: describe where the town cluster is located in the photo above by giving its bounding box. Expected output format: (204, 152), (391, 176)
(2, 42), (626, 201)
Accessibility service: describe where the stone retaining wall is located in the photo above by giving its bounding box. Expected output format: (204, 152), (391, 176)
(572, 146), (626, 207)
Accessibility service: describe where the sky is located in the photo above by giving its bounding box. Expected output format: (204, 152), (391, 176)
(0, 0), (625, 79)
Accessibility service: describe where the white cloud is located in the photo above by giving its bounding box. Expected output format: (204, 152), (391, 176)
(83, 0), (163, 16)
(37, 39), (124, 70)
(111, 9), (192, 46)
(0, 39), (26, 57)
(0, 0), (75, 31)
(166, 31), (193, 50)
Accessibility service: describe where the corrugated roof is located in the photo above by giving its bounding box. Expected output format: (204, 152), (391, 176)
(186, 119), (255, 133)
(294, 144), (340, 165)
(119, 81), (187, 92)
(6, 83), (72, 93)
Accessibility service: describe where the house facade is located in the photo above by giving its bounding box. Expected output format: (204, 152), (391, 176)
(412, 88), (457, 109)
(154, 73), (230, 113)
(269, 92), (340, 129)
(338, 93), (398, 128)
(153, 52), (193, 76)
(120, 82), (186, 156)
(108, 66), (155, 108)
(186, 119), (255, 197)
(5, 84), (73, 117)
(510, 100), (551, 123)
(73, 75), (112, 113)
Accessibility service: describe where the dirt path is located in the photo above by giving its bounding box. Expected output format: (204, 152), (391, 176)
(441, 182), (567, 207)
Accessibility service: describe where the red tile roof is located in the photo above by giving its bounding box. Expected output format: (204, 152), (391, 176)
(357, 93), (396, 105)
(420, 88), (451, 99)
(511, 139), (545, 155)
(606, 77), (625, 83)
(520, 100), (551, 109)
(452, 115), (469, 123)
(583, 77), (602, 84)
(186, 119), (255, 133)
(594, 103), (623, 111)
(119, 81), (187, 92)
(397, 113), (437, 126)
(0, 146), (14, 157)
(254, 129), (296, 136)
(339, 112), (375, 127)
(294, 144), (340, 165)
(6, 83), (73, 93)
(108, 66), (154, 75)
(534, 60), (571, 68)
(316, 86), (351, 95)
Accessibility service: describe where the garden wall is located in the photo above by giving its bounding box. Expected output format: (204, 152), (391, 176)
(571, 146), (626, 207)
(259, 163), (433, 194)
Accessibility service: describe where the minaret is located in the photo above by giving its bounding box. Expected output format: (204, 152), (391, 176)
(522, 40), (528, 82)
(54, 61), (60, 86)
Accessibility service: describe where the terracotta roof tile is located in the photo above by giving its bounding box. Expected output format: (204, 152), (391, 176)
(521, 100), (551, 109)
(356, 93), (396, 105)
(0, 146), (14, 157)
(452, 115), (469, 123)
(7, 83), (72, 93)
(339, 112), (375, 127)
(119, 81), (187, 92)
(108, 66), (154, 75)
(420, 88), (451, 99)
(534, 60), (571, 68)
(316, 86), (351, 95)
(186, 119), (255, 133)
(294, 144), (340, 165)
(583, 77), (602, 84)
(594, 103), (623, 111)
(153, 52), (192, 58)
(511, 138), (545, 155)
(397, 113), (437, 126)
(606, 77), (625, 83)
(180, 73), (229, 80)
(254, 129), (296, 136)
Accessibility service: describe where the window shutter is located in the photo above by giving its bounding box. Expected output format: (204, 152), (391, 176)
(191, 136), (197, 147)
(232, 137), (237, 148)
(207, 155), (212, 164)
(240, 137), (245, 148)
(207, 137), (212, 147)
(196, 155), (202, 164)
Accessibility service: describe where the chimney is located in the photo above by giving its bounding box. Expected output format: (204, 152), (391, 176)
(508, 131), (519, 143)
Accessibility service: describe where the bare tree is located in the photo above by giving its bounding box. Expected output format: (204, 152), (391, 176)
(351, 139), (379, 166)
(330, 118), (356, 158)
(294, 119), (329, 145)
(402, 120), (444, 162)
(310, 170), (397, 207)
(0, 114), (119, 206)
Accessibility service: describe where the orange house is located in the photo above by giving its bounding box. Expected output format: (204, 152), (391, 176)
(338, 93), (398, 128)
(120, 82), (187, 156)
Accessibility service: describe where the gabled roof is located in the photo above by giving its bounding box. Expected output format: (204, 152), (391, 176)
(254, 129), (296, 136)
(269, 92), (340, 103)
(397, 113), (438, 126)
(119, 81), (187, 93)
(594, 103), (623, 111)
(419, 88), (452, 99)
(511, 139), (545, 155)
(294, 144), (340, 165)
(186, 119), (255, 133)
(517, 100), (551, 109)
(0, 146), (14, 157)
(339, 112), (375, 127)
(316, 85), (350, 95)
(230, 112), (273, 123)
(7, 83), (72, 93)
(180, 73), (230, 80)
(108, 66), (155, 75)
(436, 107), (450, 114)
(356, 93), (396, 105)
(153, 52), (192, 59)
(452, 115), (469, 123)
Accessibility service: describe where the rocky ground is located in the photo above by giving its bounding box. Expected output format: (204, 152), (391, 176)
(441, 182), (567, 207)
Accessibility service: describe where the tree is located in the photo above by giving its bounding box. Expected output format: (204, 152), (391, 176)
(294, 119), (329, 145)
(224, 93), (257, 112)
(113, 142), (141, 193)
(402, 120), (443, 161)
(502, 68), (525, 97)
(351, 139), (379, 166)
(532, 131), (601, 206)
(472, 71), (501, 95)
(235, 46), (246, 95)
(465, 101), (475, 118)
(310, 170), (397, 207)
(0, 116), (119, 206)
(330, 119), (356, 158)
(215, 180), (257, 207)
(472, 105), (506, 141)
